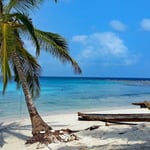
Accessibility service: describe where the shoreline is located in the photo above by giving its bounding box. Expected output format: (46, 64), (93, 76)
(1, 107), (150, 150)
(0, 105), (142, 123)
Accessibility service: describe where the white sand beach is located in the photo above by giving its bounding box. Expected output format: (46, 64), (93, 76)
(1, 108), (150, 150)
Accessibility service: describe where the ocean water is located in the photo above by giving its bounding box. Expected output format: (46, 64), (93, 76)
(1, 77), (150, 119)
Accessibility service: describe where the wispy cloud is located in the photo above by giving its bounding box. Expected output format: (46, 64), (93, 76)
(140, 19), (150, 31)
(110, 20), (127, 32)
(72, 35), (88, 43)
(72, 32), (139, 66)
(92, 32), (127, 57)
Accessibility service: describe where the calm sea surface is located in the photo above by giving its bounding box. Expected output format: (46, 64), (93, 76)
(1, 77), (150, 119)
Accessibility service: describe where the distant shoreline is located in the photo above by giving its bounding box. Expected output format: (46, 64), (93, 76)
(39, 76), (150, 81)
(1, 76), (150, 81)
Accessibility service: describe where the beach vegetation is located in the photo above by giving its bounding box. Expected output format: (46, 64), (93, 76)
(0, 0), (81, 145)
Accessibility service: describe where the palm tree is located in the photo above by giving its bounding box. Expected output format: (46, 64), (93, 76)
(0, 0), (81, 144)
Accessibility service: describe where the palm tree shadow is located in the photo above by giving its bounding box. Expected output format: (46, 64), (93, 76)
(0, 122), (31, 147)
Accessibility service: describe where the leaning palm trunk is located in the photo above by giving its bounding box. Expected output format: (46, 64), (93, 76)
(12, 52), (78, 145)
(12, 52), (51, 135)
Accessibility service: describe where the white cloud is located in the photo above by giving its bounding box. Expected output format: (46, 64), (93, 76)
(72, 35), (88, 42)
(72, 32), (139, 66)
(92, 32), (127, 56)
(110, 20), (127, 32)
(141, 19), (150, 31)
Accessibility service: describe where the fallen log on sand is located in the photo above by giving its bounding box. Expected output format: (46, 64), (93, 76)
(78, 112), (150, 123)
(132, 101), (150, 109)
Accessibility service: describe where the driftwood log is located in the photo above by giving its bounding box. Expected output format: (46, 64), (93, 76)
(78, 112), (150, 122)
(132, 101), (150, 109)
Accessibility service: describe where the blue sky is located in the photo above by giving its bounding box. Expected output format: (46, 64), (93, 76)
(28, 0), (150, 78)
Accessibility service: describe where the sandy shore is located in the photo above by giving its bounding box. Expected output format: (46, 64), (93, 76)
(1, 108), (150, 150)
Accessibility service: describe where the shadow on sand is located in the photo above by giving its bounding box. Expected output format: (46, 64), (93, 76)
(1, 121), (150, 150)
(0, 122), (31, 147)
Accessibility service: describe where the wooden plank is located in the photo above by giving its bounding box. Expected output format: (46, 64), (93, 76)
(78, 112), (150, 122)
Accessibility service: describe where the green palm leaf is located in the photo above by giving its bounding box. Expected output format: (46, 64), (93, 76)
(0, 23), (14, 92)
(12, 34), (41, 98)
(5, 0), (58, 13)
(14, 49), (41, 98)
(34, 29), (82, 74)
(5, 0), (43, 13)
(8, 13), (40, 54)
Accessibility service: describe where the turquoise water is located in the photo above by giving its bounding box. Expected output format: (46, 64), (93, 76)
(1, 77), (150, 119)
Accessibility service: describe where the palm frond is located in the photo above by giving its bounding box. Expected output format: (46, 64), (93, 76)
(4, 0), (44, 13)
(13, 64), (20, 89)
(9, 13), (40, 54)
(14, 37), (41, 97)
(5, 0), (58, 13)
(34, 29), (82, 74)
(35, 29), (68, 53)
(12, 50), (41, 98)
(0, 23), (13, 93)
(20, 51), (41, 98)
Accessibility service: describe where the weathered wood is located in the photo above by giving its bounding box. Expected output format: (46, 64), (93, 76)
(78, 112), (150, 122)
(132, 101), (150, 109)
(132, 102), (147, 108)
